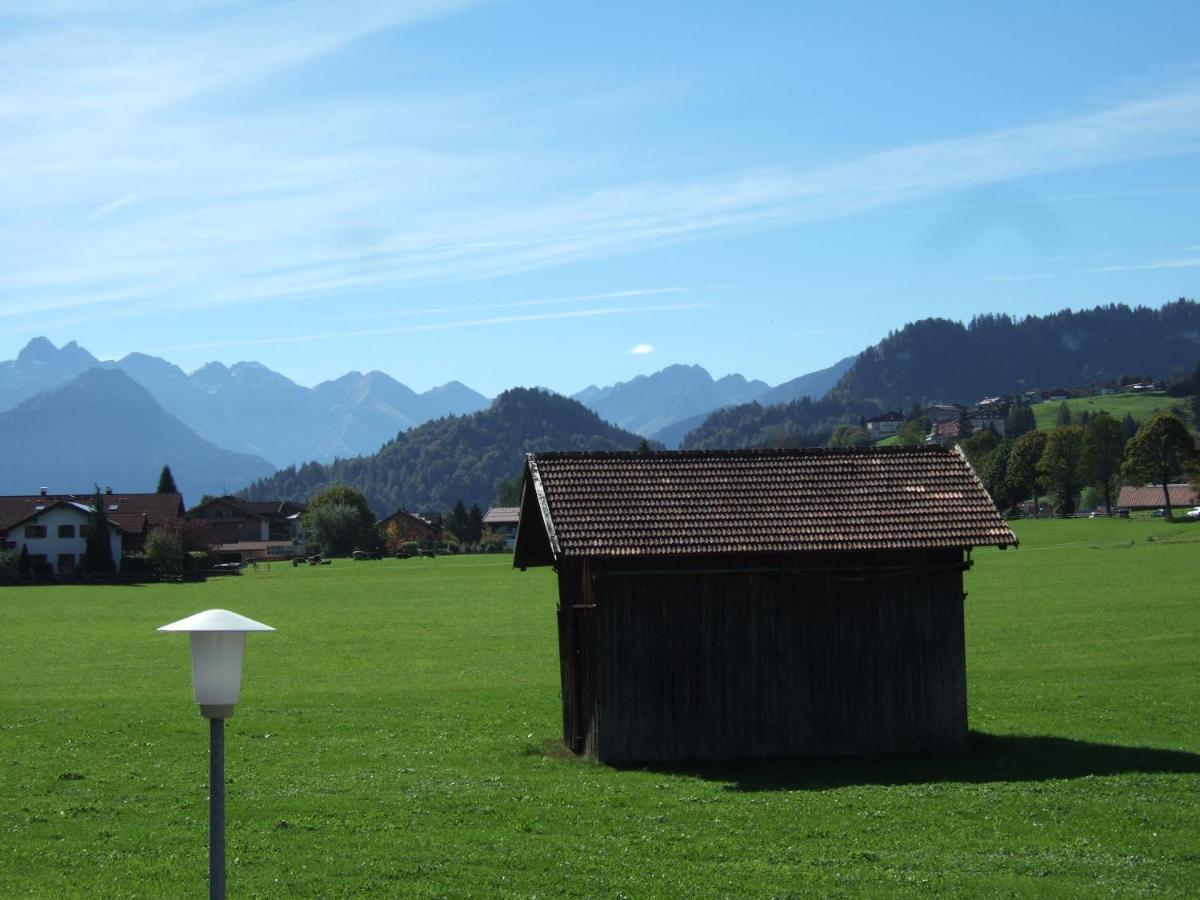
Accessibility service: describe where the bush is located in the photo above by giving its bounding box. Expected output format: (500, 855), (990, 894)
(121, 554), (149, 574)
(145, 529), (184, 578)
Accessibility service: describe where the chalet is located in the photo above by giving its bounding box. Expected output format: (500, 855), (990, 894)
(514, 447), (1015, 764)
(0, 499), (123, 574)
(482, 506), (521, 548)
(968, 410), (1006, 437)
(864, 411), (904, 438)
(0, 488), (184, 568)
(186, 496), (306, 562)
(1117, 484), (1198, 511)
(378, 508), (442, 544)
(926, 404), (964, 424)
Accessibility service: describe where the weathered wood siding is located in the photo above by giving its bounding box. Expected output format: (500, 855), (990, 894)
(573, 550), (968, 764)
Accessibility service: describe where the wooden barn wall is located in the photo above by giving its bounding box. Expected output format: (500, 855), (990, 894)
(585, 550), (968, 764)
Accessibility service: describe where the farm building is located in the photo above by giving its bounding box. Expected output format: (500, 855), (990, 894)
(514, 447), (1016, 764)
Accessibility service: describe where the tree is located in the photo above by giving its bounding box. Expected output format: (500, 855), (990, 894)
(960, 428), (999, 468)
(1081, 412), (1125, 515)
(1055, 402), (1072, 426)
(156, 464), (179, 494)
(895, 418), (927, 447)
(1121, 413), (1138, 440)
(1005, 404), (1036, 440)
(145, 529), (184, 578)
(467, 504), (485, 545)
(83, 487), (115, 573)
(302, 486), (378, 554)
(826, 424), (871, 448)
(1037, 425), (1086, 517)
(980, 440), (1015, 512)
(445, 499), (470, 542)
(1004, 429), (1049, 517)
(1121, 412), (1200, 519)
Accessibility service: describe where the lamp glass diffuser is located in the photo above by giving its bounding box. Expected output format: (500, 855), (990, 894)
(189, 631), (246, 707)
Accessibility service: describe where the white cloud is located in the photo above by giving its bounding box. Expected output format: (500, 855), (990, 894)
(628, 343), (654, 355)
(83, 194), (138, 222)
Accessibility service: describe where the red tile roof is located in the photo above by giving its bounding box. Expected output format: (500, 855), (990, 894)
(482, 506), (521, 525)
(518, 447), (1015, 561)
(1116, 484), (1198, 509)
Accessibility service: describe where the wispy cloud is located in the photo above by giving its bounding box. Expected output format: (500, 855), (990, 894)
(1081, 256), (1200, 274)
(2, 2), (1200, 332)
(148, 302), (709, 354)
(628, 343), (654, 355)
(83, 194), (138, 222)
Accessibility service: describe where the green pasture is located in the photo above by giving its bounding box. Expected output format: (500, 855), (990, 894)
(1031, 391), (1188, 431)
(2, 519), (1199, 897)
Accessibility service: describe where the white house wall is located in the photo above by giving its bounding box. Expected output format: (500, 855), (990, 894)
(7, 505), (122, 573)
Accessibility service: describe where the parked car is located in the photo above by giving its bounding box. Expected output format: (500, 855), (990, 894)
(1152, 508), (1167, 517)
(1186, 506), (1200, 520)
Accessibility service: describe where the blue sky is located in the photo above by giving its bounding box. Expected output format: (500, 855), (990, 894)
(1, 0), (1198, 395)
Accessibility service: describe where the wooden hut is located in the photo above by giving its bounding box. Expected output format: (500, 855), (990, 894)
(514, 447), (1016, 764)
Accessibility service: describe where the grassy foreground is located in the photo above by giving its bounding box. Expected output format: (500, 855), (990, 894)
(2, 519), (1198, 897)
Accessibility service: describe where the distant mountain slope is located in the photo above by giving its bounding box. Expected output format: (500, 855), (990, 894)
(757, 355), (856, 405)
(831, 300), (1200, 408)
(572, 364), (769, 436)
(0, 368), (274, 501)
(0, 337), (100, 410)
(0, 338), (491, 466)
(242, 387), (648, 513)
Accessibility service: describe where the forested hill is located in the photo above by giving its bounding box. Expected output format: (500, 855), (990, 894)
(682, 299), (1200, 450)
(830, 300), (1200, 408)
(240, 387), (647, 513)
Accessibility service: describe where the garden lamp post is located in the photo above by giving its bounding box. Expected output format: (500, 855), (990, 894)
(159, 609), (274, 900)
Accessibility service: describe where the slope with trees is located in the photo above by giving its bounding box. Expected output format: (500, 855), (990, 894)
(241, 388), (648, 514)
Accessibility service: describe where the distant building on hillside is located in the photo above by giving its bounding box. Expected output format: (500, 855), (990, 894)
(865, 411), (904, 438)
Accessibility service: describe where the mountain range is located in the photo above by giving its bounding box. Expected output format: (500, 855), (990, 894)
(0, 368), (274, 499)
(3, 298), (1195, 510)
(0, 338), (490, 466)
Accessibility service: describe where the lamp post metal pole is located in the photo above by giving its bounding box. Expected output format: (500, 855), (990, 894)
(210, 716), (225, 900)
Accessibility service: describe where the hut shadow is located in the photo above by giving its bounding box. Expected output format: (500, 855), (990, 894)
(628, 732), (1200, 792)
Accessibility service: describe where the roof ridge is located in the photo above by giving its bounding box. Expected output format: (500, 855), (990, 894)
(528, 446), (951, 461)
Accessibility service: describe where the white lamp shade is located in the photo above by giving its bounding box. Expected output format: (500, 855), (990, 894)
(159, 609), (274, 717)
(189, 631), (246, 706)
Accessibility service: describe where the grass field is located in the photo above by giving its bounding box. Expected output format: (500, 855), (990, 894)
(2, 519), (1199, 897)
(1031, 391), (1189, 431)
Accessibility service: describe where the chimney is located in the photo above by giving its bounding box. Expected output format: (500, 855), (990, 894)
(39, 486), (47, 497)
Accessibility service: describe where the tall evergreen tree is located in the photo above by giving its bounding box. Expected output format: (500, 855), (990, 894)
(1121, 412), (1138, 439)
(1005, 404), (1036, 439)
(1055, 402), (1072, 426)
(156, 464), (179, 494)
(84, 487), (115, 573)
(467, 504), (485, 545)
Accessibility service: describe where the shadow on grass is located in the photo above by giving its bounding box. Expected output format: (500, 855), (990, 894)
(620, 732), (1200, 791)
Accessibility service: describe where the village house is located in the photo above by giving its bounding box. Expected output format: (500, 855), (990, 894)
(0, 488), (185, 575)
(514, 447), (1016, 764)
(1, 496), (123, 575)
(378, 508), (442, 545)
(186, 496), (307, 562)
(864, 411), (904, 438)
(481, 506), (520, 548)
(1116, 484), (1198, 511)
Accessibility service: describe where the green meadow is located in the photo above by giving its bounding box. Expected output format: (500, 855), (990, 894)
(2, 518), (1198, 897)
(1030, 391), (1188, 431)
